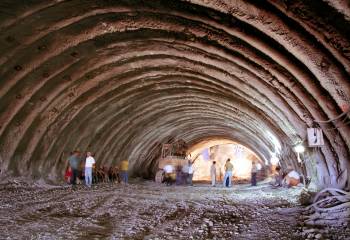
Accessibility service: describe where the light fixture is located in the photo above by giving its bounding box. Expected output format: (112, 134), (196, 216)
(294, 144), (305, 153)
(270, 154), (279, 165)
(294, 144), (305, 163)
(256, 163), (262, 170)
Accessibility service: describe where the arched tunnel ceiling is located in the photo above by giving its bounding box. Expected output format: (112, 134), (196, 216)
(0, 0), (349, 188)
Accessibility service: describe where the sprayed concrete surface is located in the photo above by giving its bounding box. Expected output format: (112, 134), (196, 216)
(0, 1), (350, 190)
(0, 179), (348, 240)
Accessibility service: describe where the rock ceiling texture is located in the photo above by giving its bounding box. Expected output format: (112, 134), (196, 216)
(0, 0), (349, 189)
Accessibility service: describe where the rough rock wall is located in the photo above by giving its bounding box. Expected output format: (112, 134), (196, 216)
(0, 0), (349, 188)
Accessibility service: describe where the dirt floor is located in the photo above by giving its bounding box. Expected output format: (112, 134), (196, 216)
(0, 179), (349, 240)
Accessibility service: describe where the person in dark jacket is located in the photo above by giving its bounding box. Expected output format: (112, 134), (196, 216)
(68, 151), (81, 186)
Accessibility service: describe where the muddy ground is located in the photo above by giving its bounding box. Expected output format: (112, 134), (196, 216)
(0, 179), (349, 240)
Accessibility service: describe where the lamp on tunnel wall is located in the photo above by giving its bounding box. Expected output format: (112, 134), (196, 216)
(270, 153), (279, 165)
(294, 144), (305, 163)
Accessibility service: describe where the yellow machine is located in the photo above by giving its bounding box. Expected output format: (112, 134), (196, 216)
(155, 142), (189, 183)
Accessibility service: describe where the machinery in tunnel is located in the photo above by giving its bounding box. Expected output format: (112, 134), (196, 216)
(155, 140), (189, 183)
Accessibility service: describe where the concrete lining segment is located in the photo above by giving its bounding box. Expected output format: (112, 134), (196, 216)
(1, 46), (301, 170)
(0, 5), (342, 124)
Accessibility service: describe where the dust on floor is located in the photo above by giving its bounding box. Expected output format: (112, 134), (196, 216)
(0, 179), (345, 239)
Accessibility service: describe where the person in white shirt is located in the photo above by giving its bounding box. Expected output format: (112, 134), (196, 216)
(284, 170), (300, 187)
(164, 164), (174, 174)
(163, 164), (174, 186)
(210, 161), (217, 187)
(182, 163), (189, 184)
(85, 152), (95, 187)
(287, 170), (300, 179)
(187, 160), (194, 186)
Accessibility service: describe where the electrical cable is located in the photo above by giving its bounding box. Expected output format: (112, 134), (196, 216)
(324, 120), (350, 131)
(313, 108), (350, 124)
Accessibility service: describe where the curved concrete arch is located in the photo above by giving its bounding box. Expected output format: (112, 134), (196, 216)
(0, 0), (349, 189)
(4, 53), (296, 172)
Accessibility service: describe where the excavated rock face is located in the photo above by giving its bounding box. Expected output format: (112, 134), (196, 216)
(0, 0), (349, 188)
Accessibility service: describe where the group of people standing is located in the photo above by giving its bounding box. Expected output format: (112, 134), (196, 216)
(163, 160), (194, 186)
(211, 159), (259, 187)
(164, 158), (259, 187)
(66, 150), (129, 187)
(210, 158), (234, 187)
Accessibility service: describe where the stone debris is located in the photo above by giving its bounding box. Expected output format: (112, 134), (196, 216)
(0, 179), (349, 239)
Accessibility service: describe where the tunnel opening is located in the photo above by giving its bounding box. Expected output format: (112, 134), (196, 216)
(188, 139), (267, 184)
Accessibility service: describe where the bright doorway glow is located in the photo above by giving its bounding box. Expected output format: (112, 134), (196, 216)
(189, 143), (262, 181)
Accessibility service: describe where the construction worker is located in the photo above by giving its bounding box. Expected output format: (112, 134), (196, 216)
(120, 159), (129, 184)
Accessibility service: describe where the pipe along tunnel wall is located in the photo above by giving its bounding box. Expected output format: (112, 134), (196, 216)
(0, 0), (349, 190)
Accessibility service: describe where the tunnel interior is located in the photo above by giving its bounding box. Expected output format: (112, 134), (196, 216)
(0, 0), (349, 191)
